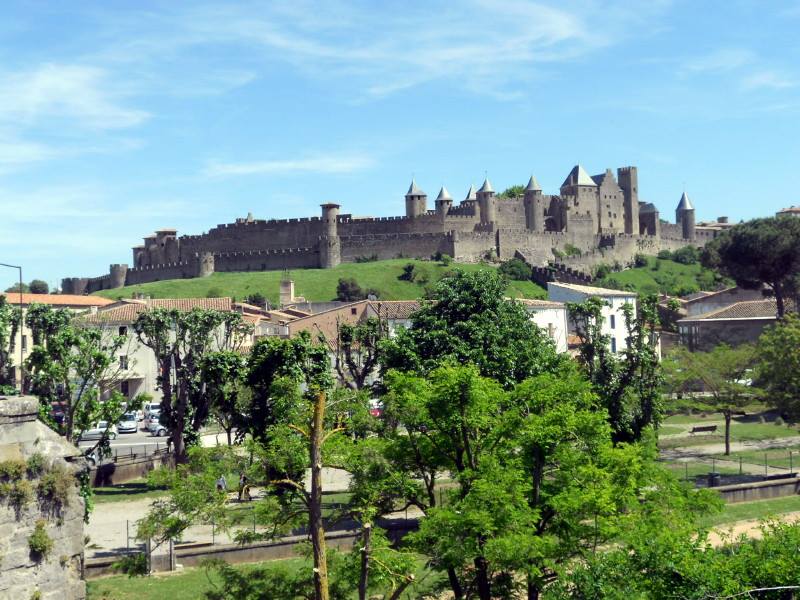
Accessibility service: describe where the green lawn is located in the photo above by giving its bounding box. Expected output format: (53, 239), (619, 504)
(597, 256), (730, 296)
(711, 446), (800, 470)
(661, 461), (740, 479)
(658, 421), (800, 450)
(87, 555), (443, 600)
(93, 259), (546, 303)
(699, 495), (800, 528)
(93, 480), (168, 504)
(658, 425), (685, 436)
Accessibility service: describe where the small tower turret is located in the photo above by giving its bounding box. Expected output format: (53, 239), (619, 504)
(523, 175), (543, 231)
(676, 192), (696, 241)
(477, 178), (496, 225)
(435, 186), (453, 217)
(405, 179), (427, 218)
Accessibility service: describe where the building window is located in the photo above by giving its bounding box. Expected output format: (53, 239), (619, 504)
(611, 338), (617, 353)
(121, 381), (129, 398)
(118, 326), (127, 336)
(547, 323), (555, 339)
(21, 335), (27, 351)
(610, 315), (616, 329)
(351, 307), (357, 315)
(119, 356), (128, 370)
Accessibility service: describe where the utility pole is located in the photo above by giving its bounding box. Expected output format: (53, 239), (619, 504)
(0, 263), (24, 392)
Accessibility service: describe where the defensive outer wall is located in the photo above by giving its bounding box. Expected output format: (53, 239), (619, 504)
(63, 165), (718, 294)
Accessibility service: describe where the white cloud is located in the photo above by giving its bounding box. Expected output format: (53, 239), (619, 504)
(204, 154), (375, 178)
(0, 63), (149, 130)
(683, 48), (755, 73)
(0, 138), (57, 167)
(741, 70), (796, 90)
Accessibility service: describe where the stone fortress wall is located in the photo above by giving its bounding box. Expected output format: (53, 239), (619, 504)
(63, 164), (721, 294)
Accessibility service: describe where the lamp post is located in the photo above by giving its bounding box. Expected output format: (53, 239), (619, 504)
(0, 263), (23, 392)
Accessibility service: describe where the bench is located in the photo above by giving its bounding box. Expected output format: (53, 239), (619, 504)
(690, 425), (717, 435)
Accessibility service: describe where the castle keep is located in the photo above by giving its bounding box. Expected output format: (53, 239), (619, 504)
(62, 164), (714, 294)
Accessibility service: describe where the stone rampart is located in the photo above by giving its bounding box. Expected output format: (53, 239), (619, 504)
(214, 247), (318, 272)
(340, 233), (454, 262)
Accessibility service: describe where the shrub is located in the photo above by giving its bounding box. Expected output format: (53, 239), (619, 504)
(398, 263), (417, 282)
(29, 280), (49, 294)
(8, 480), (33, 510)
(438, 253), (453, 266)
(499, 258), (532, 281)
(113, 552), (148, 577)
(244, 292), (267, 308)
(26, 453), (45, 477)
(552, 248), (565, 260)
(673, 245), (699, 265)
(354, 254), (378, 263)
(29, 520), (53, 560)
(774, 416), (785, 427)
(38, 463), (73, 508)
(594, 264), (612, 279)
(335, 278), (364, 302)
(759, 415), (766, 424)
(634, 253), (648, 268)
(657, 249), (674, 260)
(653, 259), (662, 271)
(0, 458), (27, 479)
(206, 287), (224, 298)
(564, 244), (582, 257)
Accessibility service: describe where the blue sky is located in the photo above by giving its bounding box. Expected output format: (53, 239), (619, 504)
(2, 1), (800, 290)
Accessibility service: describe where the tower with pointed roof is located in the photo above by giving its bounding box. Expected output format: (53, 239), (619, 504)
(435, 186), (453, 217)
(476, 177), (496, 225)
(560, 164), (598, 234)
(676, 192), (696, 241)
(523, 175), (544, 231)
(405, 179), (427, 218)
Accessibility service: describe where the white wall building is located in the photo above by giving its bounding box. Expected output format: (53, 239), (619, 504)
(517, 299), (569, 353)
(547, 282), (637, 354)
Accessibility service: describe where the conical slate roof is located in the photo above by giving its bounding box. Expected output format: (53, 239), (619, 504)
(465, 184), (477, 201)
(406, 179), (425, 196)
(525, 175), (541, 192)
(436, 186), (453, 201)
(561, 164), (596, 188)
(478, 178), (494, 193)
(676, 191), (694, 211)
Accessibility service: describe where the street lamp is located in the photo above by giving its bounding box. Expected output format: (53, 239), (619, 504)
(0, 263), (23, 392)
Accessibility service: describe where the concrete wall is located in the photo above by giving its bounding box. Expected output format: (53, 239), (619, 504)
(678, 318), (775, 351)
(0, 396), (86, 600)
(715, 476), (799, 503)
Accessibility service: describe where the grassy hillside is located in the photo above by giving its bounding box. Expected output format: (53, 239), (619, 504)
(93, 259), (547, 303)
(597, 256), (730, 296)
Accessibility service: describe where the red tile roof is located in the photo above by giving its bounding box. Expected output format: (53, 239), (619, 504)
(367, 300), (421, 320)
(0, 293), (115, 307)
(679, 299), (791, 322)
(81, 297), (234, 323)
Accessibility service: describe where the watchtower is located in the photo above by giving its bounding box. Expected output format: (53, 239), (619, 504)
(477, 178), (496, 225)
(676, 192), (696, 241)
(523, 175), (543, 231)
(405, 179), (427, 218)
(618, 166), (640, 235)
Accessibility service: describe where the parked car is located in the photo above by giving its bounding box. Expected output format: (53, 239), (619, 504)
(84, 448), (101, 467)
(143, 402), (161, 418)
(79, 421), (117, 441)
(146, 417), (167, 437)
(117, 412), (138, 434)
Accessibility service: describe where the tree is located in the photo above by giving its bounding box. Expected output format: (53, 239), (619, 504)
(133, 308), (252, 463)
(25, 305), (132, 447)
(380, 269), (561, 388)
(0, 295), (21, 390)
(702, 216), (800, 317)
(4, 282), (29, 293)
(28, 279), (49, 294)
(244, 292), (267, 308)
(333, 318), (386, 390)
(336, 278), (365, 302)
(498, 184), (525, 199)
(757, 314), (800, 420)
(499, 258), (532, 281)
(672, 245), (699, 265)
(664, 344), (759, 455)
(568, 295), (663, 443)
(201, 350), (248, 446)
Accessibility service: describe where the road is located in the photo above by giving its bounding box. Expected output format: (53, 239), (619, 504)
(77, 427), (170, 458)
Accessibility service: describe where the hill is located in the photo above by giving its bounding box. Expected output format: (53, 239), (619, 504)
(93, 259), (547, 303)
(597, 256), (731, 296)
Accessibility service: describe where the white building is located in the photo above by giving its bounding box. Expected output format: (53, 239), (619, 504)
(547, 282), (637, 354)
(517, 299), (569, 353)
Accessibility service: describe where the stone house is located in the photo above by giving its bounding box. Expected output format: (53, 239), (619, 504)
(676, 298), (787, 351)
(517, 299), (569, 353)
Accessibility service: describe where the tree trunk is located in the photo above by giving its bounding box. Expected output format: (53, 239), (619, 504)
(310, 390), (329, 600)
(225, 427), (232, 447)
(447, 567), (464, 600)
(358, 522), (372, 600)
(474, 556), (491, 600)
(724, 409), (732, 456)
(527, 575), (540, 600)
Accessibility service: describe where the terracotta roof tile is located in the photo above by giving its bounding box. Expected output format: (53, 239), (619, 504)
(1, 293), (114, 307)
(81, 297), (234, 323)
(679, 299), (792, 322)
(367, 300), (420, 320)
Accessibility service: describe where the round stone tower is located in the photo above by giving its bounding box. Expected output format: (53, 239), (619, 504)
(109, 264), (128, 289)
(477, 178), (496, 225)
(319, 203), (341, 268)
(676, 192), (696, 241)
(196, 252), (215, 278)
(435, 187), (453, 218)
(523, 175), (543, 231)
(405, 179), (427, 218)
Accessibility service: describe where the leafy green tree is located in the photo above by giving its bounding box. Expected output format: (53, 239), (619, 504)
(244, 292), (267, 308)
(28, 279), (49, 294)
(133, 308), (252, 463)
(333, 318), (386, 390)
(498, 184), (525, 199)
(499, 257), (533, 281)
(702, 216), (800, 317)
(25, 306), (131, 446)
(672, 245), (699, 265)
(380, 269), (561, 388)
(757, 313), (800, 420)
(335, 278), (365, 302)
(0, 295), (21, 389)
(568, 295), (663, 443)
(664, 344), (759, 455)
(201, 350), (248, 445)
(4, 282), (29, 293)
